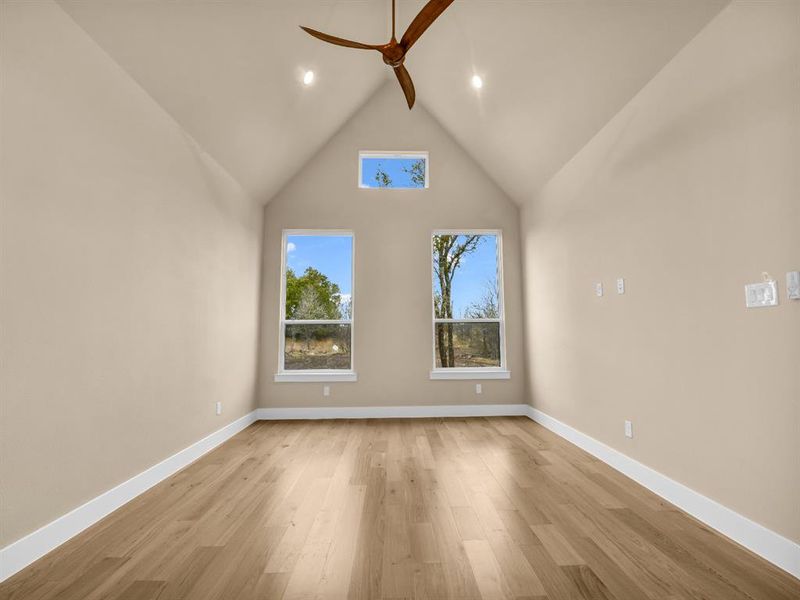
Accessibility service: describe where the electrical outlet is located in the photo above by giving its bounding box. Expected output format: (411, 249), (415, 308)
(595, 282), (603, 297)
(617, 278), (625, 294)
(215, 402), (222, 416)
(475, 383), (482, 395)
(624, 420), (633, 439)
(323, 385), (330, 397)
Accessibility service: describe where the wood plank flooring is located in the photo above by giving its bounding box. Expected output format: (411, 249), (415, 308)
(2, 417), (798, 600)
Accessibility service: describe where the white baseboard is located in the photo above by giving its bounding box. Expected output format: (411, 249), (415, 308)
(0, 405), (522, 582)
(4, 405), (796, 583)
(526, 406), (800, 580)
(0, 410), (259, 582)
(257, 403), (530, 420)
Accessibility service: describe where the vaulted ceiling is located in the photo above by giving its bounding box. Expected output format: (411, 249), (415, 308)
(58, 0), (728, 205)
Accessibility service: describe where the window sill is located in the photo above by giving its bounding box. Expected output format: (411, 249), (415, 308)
(429, 369), (511, 381)
(274, 371), (358, 383)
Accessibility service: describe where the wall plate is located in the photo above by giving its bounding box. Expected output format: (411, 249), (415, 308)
(745, 280), (778, 308)
(787, 271), (800, 300)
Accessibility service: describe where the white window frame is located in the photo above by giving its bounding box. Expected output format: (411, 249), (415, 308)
(358, 151), (430, 189)
(430, 229), (510, 380)
(274, 229), (357, 383)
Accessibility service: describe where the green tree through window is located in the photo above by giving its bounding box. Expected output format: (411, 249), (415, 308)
(285, 267), (343, 320)
(281, 233), (353, 373)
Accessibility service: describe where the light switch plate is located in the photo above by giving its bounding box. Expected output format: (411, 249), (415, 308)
(745, 280), (778, 308)
(787, 271), (800, 300)
(616, 278), (625, 294)
(595, 282), (603, 297)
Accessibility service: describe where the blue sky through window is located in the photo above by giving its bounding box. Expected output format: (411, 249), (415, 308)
(360, 156), (426, 188)
(285, 233), (498, 318)
(286, 235), (352, 297)
(433, 234), (499, 317)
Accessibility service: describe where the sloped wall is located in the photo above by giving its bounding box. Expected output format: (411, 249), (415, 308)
(0, 1), (262, 546)
(520, 0), (799, 542)
(257, 83), (526, 408)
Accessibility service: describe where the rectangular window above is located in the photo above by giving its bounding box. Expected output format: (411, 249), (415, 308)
(431, 231), (509, 380)
(275, 231), (356, 383)
(359, 151), (429, 189)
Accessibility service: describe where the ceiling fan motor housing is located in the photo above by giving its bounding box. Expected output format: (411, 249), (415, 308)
(381, 43), (406, 67)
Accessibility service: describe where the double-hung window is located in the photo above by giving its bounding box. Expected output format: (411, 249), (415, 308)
(430, 231), (509, 379)
(275, 230), (356, 382)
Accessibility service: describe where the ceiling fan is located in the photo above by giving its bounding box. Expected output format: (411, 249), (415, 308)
(300, 0), (455, 109)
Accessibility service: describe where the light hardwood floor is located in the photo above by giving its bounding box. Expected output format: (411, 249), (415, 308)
(2, 417), (798, 600)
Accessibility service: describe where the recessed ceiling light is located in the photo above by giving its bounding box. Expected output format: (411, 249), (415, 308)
(303, 70), (315, 86)
(471, 74), (483, 89)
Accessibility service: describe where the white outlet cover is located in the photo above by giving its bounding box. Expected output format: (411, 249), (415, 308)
(745, 280), (778, 308)
(215, 401), (222, 415)
(323, 385), (330, 397)
(624, 420), (633, 438)
(616, 278), (625, 294)
(475, 383), (482, 394)
(595, 282), (603, 297)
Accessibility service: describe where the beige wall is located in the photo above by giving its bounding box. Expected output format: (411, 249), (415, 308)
(0, 1), (262, 546)
(258, 83), (525, 408)
(520, 0), (799, 542)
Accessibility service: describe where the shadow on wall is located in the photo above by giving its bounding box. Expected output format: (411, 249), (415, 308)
(527, 56), (798, 230)
(610, 59), (796, 176)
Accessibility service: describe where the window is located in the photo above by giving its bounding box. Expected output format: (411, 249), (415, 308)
(275, 231), (355, 382)
(431, 231), (509, 379)
(359, 151), (429, 189)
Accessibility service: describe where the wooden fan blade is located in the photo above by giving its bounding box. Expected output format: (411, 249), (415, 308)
(300, 26), (380, 50)
(394, 64), (416, 109)
(400, 0), (455, 51)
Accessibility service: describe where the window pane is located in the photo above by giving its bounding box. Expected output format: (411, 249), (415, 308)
(434, 322), (501, 368)
(284, 324), (351, 370)
(285, 235), (352, 320)
(360, 155), (427, 188)
(432, 234), (499, 319)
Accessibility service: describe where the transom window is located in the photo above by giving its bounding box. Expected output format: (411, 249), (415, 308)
(431, 231), (509, 379)
(359, 151), (429, 189)
(275, 231), (355, 382)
